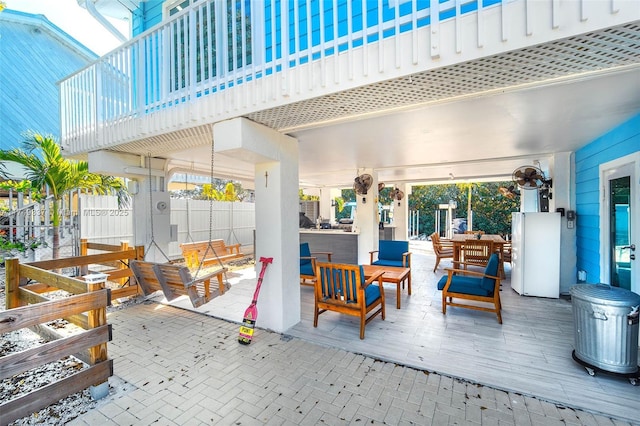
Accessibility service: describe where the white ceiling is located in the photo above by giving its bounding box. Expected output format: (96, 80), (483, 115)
(289, 66), (640, 189)
(175, 65), (639, 189)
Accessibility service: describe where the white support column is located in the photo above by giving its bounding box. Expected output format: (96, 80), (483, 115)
(329, 188), (341, 225)
(88, 151), (171, 262)
(318, 188), (332, 223)
(355, 169), (379, 264)
(214, 118), (299, 333)
(551, 152), (577, 295)
(393, 183), (409, 241)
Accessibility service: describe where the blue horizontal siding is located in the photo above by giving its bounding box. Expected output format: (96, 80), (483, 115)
(575, 113), (640, 282)
(0, 10), (95, 149)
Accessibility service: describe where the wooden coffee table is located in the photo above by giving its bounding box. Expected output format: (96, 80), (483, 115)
(362, 265), (411, 309)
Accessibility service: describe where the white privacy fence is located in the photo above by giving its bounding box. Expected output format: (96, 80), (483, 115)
(79, 196), (255, 259)
(167, 198), (255, 258)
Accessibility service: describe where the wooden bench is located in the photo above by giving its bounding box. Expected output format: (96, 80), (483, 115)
(180, 239), (244, 268)
(129, 260), (228, 308)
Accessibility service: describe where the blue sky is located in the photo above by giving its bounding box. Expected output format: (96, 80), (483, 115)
(6, 0), (129, 55)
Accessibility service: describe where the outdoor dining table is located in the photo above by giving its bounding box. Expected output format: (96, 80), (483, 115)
(450, 234), (507, 277)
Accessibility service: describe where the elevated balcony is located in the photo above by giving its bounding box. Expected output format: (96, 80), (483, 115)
(59, 0), (639, 164)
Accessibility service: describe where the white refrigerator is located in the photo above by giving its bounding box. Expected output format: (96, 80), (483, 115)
(511, 212), (561, 298)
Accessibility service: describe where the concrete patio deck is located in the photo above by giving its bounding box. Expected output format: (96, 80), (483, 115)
(71, 241), (640, 425)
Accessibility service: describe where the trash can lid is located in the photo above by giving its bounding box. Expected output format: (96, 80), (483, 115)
(570, 284), (640, 306)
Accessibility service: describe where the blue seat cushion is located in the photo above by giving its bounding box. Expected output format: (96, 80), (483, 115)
(437, 275), (493, 297)
(371, 259), (405, 268)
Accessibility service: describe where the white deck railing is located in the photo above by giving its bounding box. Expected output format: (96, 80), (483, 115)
(59, 0), (637, 155)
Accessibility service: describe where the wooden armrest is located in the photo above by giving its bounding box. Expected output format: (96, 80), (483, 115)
(402, 252), (412, 268)
(363, 270), (384, 286)
(311, 251), (332, 261)
(369, 250), (379, 263)
(193, 267), (228, 283)
(443, 267), (500, 281)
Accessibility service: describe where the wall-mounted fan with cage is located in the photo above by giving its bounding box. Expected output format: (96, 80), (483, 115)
(498, 185), (520, 199)
(512, 165), (552, 190)
(391, 187), (405, 206)
(353, 173), (373, 203)
(510, 165), (553, 211)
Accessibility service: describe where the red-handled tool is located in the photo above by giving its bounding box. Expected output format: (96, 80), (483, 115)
(238, 257), (273, 344)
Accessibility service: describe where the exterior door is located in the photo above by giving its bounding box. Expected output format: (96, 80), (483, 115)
(609, 174), (632, 289)
(602, 157), (637, 293)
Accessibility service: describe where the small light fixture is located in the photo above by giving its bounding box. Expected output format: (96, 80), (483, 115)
(331, 199), (336, 207)
(449, 173), (454, 180)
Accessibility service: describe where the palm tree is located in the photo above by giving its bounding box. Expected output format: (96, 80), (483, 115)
(0, 133), (129, 259)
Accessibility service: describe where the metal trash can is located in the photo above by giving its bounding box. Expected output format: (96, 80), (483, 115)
(570, 284), (640, 375)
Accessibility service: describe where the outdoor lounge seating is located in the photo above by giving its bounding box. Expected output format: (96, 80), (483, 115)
(314, 262), (386, 339)
(180, 239), (244, 268)
(130, 260), (228, 308)
(437, 253), (502, 323)
(369, 240), (411, 268)
(430, 232), (454, 272)
(300, 242), (332, 286)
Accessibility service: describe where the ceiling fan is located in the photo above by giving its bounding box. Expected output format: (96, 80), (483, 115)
(353, 173), (373, 203)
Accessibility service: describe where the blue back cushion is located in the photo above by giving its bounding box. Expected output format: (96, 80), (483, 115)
(480, 254), (500, 292)
(300, 243), (311, 265)
(379, 240), (408, 261)
(318, 265), (381, 306)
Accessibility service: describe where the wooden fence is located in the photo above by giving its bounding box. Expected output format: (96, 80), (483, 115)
(0, 241), (144, 425)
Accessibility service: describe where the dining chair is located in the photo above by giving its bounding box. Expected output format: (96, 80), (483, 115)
(461, 239), (494, 269)
(430, 232), (453, 272)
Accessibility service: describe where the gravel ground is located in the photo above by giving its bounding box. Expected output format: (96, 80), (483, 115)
(0, 273), (141, 425)
(0, 256), (254, 425)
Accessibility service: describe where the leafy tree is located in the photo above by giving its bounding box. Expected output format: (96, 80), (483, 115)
(202, 181), (239, 201)
(409, 182), (519, 237)
(0, 133), (129, 259)
(172, 178), (251, 201)
(299, 190), (319, 201)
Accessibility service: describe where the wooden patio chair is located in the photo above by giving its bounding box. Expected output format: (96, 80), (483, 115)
(300, 242), (332, 286)
(369, 240), (411, 268)
(430, 232), (453, 272)
(437, 253), (502, 323)
(314, 262), (386, 339)
(461, 239), (494, 270)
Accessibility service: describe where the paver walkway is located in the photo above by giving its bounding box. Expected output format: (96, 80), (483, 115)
(70, 301), (634, 425)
